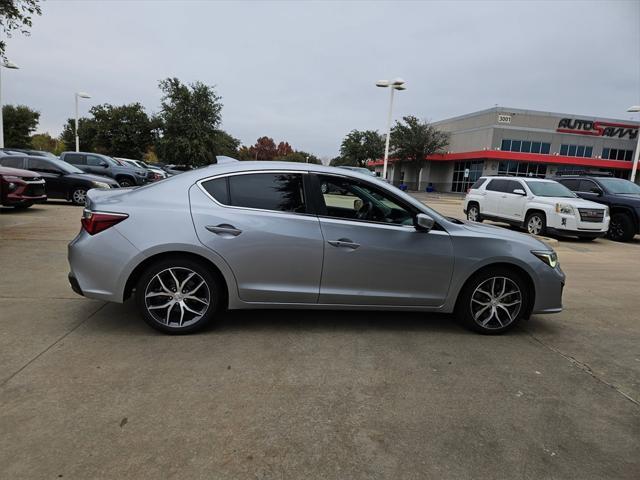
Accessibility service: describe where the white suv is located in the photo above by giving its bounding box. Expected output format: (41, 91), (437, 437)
(463, 177), (610, 240)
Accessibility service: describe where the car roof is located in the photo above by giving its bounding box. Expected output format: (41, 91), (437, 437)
(481, 176), (555, 182)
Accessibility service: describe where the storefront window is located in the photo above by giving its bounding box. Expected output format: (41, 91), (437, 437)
(451, 160), (484, 192)
(497, 161), (547, 178)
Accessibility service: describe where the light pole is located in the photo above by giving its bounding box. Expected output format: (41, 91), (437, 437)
(627, 105), (640, 183)
(0, 60), (20, 149)
(75, 92), (91, 152)
(376, 78), (406, 181)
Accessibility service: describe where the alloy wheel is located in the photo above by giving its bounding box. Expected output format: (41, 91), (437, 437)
(470, 276), (522, 330)
(144, 267), (211, 328)
(527, 216), (543, 235)
(72, 189), (87, 205)
(467, 206), (479, 222)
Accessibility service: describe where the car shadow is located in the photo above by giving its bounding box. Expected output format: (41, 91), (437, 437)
(87, 300), (472, 337)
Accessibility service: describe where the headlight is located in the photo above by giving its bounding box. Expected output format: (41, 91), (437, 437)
(92, 181), (110, 189)
(555, 203), (574, 215)
(531, 250), (558, 268)
(3, 175), (22, 182)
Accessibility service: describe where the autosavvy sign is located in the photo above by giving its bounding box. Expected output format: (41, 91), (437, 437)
(557, 118), (638, 139)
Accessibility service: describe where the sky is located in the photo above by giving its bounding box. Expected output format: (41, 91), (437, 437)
(3, 0), (640, 158)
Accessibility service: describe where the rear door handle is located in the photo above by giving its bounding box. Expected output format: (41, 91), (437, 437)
(328, 239), (360, 249)
(206, 224), (242, 236)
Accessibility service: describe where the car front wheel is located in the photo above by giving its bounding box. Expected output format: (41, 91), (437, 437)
(526, 212), (546, 236)
(466, 204), (482, 222)
(118, 178), (134, 188)
(456, 267), (529, 334)
(135, 257), (221, 334)
(607, 213), (635, 242)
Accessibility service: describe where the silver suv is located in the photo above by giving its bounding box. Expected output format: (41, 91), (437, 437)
(60, 152), (149, 187)
(68, 162), (565, 335)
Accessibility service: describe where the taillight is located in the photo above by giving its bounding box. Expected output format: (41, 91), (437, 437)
(81, 210), (128, 235)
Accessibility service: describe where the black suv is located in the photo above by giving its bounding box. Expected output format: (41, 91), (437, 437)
(554, 174), (640, 242)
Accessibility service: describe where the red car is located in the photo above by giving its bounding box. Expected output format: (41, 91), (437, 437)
(0, 165), (47, 208)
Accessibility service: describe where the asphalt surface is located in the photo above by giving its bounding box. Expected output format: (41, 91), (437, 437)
(1, 198), (639, 479)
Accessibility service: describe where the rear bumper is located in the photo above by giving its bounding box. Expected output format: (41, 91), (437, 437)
(68, 273), (84, 296)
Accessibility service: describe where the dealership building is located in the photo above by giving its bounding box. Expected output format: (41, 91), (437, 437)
(370, 107), (639, 192)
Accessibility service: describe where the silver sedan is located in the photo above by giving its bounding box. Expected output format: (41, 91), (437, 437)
(68, 161), (565, 334)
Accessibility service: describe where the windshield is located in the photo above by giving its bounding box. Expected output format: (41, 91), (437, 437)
(597, 178), (640, 194)
(50, 158), (83, 174)
(525, 180), (576, 198)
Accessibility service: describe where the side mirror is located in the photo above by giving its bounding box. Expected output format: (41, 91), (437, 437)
(513, 188), (526, 196)
(99, 161), (108, 167)
(414, 213), (435, 232)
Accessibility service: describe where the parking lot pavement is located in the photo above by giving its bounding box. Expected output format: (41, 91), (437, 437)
(1, 201), (639, 479)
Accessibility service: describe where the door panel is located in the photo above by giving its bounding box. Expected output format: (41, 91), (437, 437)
(498, 180), (528, 221)
(189, 177), (324, 304)
(318, 218), (454, 306)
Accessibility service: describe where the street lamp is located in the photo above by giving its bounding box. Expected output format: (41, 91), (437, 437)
(627, 105), (640, 183)
(75, 91), (91, 152)
(376, 78), (406, 181)
(0, 60), (20, 149)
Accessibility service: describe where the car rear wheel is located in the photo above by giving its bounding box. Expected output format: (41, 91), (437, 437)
(466, 204), (482, 222)
(135, 258), (221, 334)
(456, 267), (529, 334)
(607, 213), (635, 242)
(525, 212), (546, 236)
(71, 187), (88, 206)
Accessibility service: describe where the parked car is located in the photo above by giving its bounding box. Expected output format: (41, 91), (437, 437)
(59, 152), (149, 187)
(68, 162), (565, 335)
(117, 158), (168, 180)
(0, 147), (58, 158)
(0, 155), (118, 205)
(554, 174), (640, 242)
(0, 165), (47, 208)
(162, 164), (193, 176)
(463, 176), (610, 241)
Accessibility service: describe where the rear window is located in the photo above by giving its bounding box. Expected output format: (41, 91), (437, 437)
(202, 173), (306, 214)
(470, 178), (487, 189)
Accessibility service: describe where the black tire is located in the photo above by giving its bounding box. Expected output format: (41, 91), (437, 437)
(525, 211), (546, 236)
(118, 177), (134, 188)
(135, 257), (222, 334)
(71, 187), (88, 206)
(455, 267), (530, 335)
(466, 203), (482, 222)
(607, 213), (635, 242)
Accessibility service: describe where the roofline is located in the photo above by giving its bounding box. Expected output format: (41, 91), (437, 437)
(432, 106), (640, 127)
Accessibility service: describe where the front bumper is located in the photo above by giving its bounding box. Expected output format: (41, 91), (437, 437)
(531, 263), (566, 315)
(547, 212), (609, 237)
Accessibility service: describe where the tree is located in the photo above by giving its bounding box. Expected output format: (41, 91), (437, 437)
(156, 77), (223, 166)
(60, 117), (98, 152)
(274, 151), (320, 164)
(276, 141), (293, 157)
(390, 115), (449, 179)
(214, 130), (241, 158)
(87, 103), (154, 159)
(249, 136), (277, 160)
(0, 0), (42, 60)
(339, 129), (385, 167)
(2, 104), (39, 148)
(329, 155), (358, 167)
(237, 146), (254, 161)
(31, 132), (64, 155)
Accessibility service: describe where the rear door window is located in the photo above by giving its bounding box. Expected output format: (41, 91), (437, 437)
(65, 153), (86, 165)
(486, 179), (508, 192)
(203, 173), (307, 214)
(0, 157), (25, 169)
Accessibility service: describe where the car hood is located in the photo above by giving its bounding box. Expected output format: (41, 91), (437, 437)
(461, 220), (552, 250)
(65, 173), (119, 184)
(0, 166), (40, 178)
(533, 196), (606, 209)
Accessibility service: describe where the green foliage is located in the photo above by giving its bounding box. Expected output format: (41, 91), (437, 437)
(2, 104), (39, 148)
(390, 115), (449, 164)
(273, 151), (320, 164)
(339, 129), (385, 167)
(330, 155), (358, 167)
(88, 103), (154, 159)
(30, 132), (64, 155)
(156, 77), (223, 166)
(60, 117), (98, 152)
(214, 130), (241, 158)
(0, 0), (42, 60)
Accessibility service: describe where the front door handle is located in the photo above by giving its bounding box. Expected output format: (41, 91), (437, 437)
(328, 238), (360, 249)
(206, 224), (242, 236)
